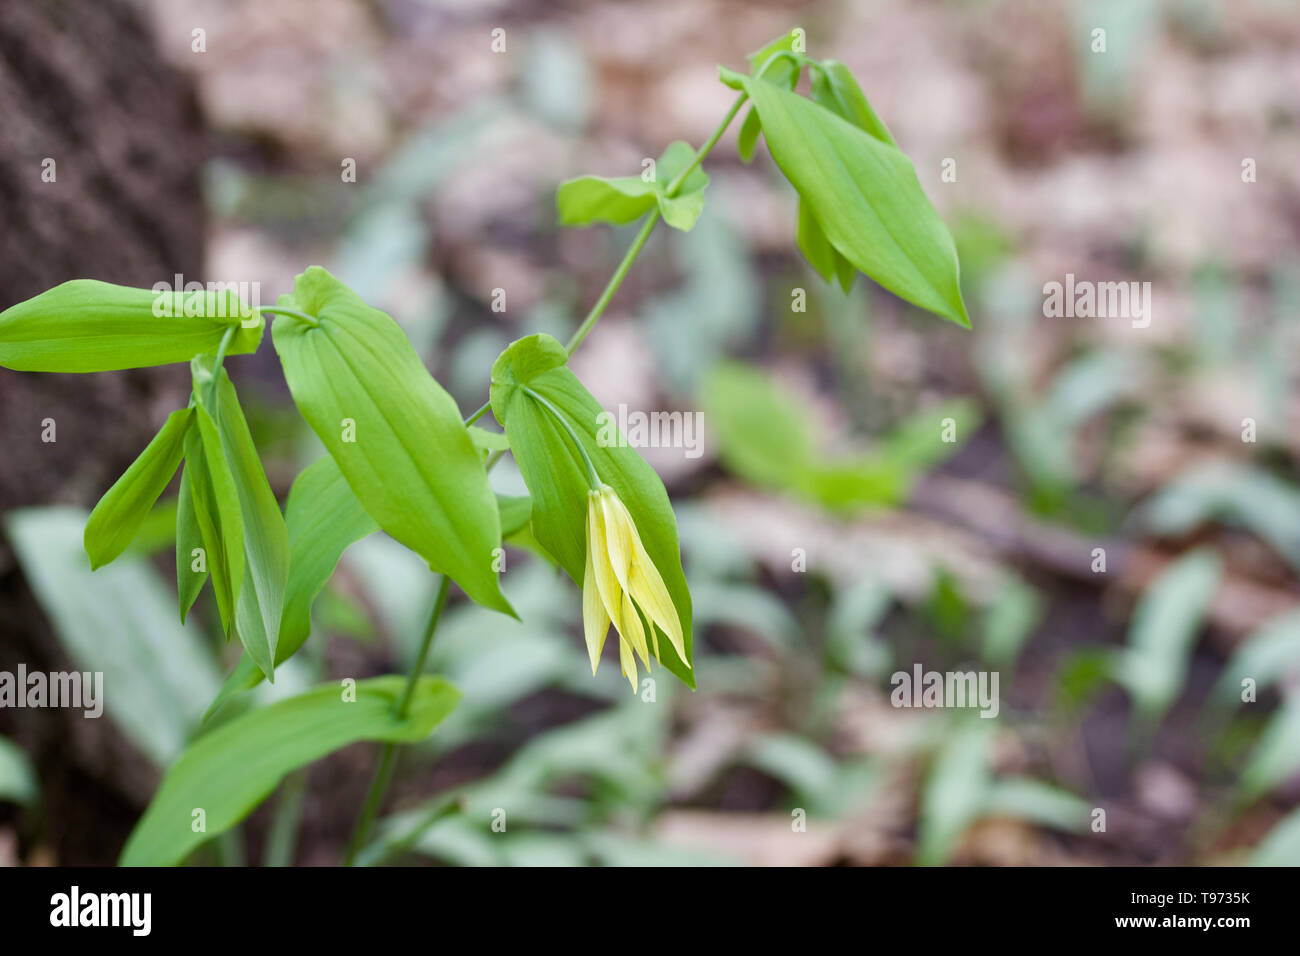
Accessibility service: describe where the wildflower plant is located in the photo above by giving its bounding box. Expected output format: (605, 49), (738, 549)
(0, 30), (967, 865)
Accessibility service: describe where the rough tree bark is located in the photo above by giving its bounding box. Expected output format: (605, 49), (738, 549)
(0, 0), (208, 864)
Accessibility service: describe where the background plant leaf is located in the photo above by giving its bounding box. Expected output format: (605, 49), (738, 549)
(120, 676), (460, 865)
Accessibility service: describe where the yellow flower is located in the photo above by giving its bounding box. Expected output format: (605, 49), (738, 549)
(583, 484), (689, 692)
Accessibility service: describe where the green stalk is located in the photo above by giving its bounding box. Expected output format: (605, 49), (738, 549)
(263, 769), (308, 867)
(562, 90), (747, 357)
(343, 575), (451, 865)
(257, 305), (320, 328)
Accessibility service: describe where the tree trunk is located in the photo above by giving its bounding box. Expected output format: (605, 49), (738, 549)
(0, 0), (208, 864)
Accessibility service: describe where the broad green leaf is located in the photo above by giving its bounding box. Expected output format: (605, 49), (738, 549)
(1110, 549), (1220, 724)
(84, 407), (192, 569)
(496, 493), (532, 538)
(125, 496), (179, 557)
(120, 676), (460, 866)
(0, 736), (37, 806)
(271, 267), (511, 616)
(556, 141), (710, 232)
(279, 455), (378, 661)
(489, 334), (694, 687)
(717, 64), (749, 91)
(555, 176), (658, 227)
(205, 454), (380, 716)
(725, 40), (804, 166)
(184, 405), (244, 638)
(468, 425), (510, 453)
(810, 60), (897, 147)
(175, 467), (207, 623)
(746, 31), (803, 88)
(197, 360), (290, 681)
(0, 280), (263, 372)
(5, 507), (222, 767)
(796, 197), (854, 292)
(736, 75), (969, 326)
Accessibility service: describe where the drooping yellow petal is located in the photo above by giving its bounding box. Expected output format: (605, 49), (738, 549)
(598, 487), (635, 593)
(587, 489), (627, 638)
(620, 589), (651, 669)
(618, 630), (638, 692)
(605, 489), (689, 667)
(582, 533), (610, 675)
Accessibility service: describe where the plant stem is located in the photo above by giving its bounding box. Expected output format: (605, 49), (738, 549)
(343, 574), (451, 865)
(258, 305), (320, 328)
(396, 574), (451, 719)
(263, 769), (307, 867)
(205, 324), (238, 408)
(563, 211), (661, 356)
(563, 91), (748, 357)
(664, 91), (747, 198)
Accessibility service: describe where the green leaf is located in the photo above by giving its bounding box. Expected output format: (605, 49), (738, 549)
(982, 777), (1089, 833)
(279, 455), (378, 661)
(0, 280), (263, 372)
(917, 721), (994, 866)
(496, 493), (533, 538)
(199, 360), (291, 681)
(796, 197), (853, 292)
(746, 31), (803, 88)
(1134, 462), (1300, 575)
(700, 362), (815, 490)
(737, 106), (762, 163)
(175, 467), (207, 623)
(1110, 548), (1220, 724)
(468, 425), (510, 453)
(556, 141), (710, 232)
(981, 575), (1044, 667)
(489, 334), (694, 687)
(556, 176), (658, 227)
(735, 75), (969, 326)
(84, 407), (192, 569)
(809, 60), (897, 147)
(700, 363), (979, 511)
(5, 506), (222, 767)
(271, 267), (512, 616)
(205, 454), (380, 716)
(120, 676), (460, 866)
(183, 405), (244, 639)
(125, 496), (179, 557)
